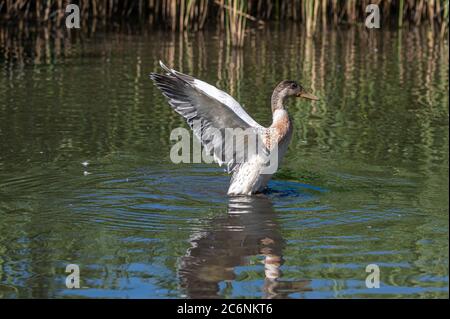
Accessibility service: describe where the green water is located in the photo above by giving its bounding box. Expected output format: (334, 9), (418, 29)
(0, 25), (448, 298)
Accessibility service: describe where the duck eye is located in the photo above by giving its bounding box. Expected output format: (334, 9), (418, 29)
(291, 83), (298, 89)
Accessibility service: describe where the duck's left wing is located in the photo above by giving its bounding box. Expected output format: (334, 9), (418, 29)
(152, 61), (262, 128)
(150, 61), (266, 173)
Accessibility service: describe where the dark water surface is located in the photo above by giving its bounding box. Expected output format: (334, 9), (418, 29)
(0, 25), (448, 298)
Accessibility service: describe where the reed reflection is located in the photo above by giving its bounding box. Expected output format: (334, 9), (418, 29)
(177, 195), (310, 299)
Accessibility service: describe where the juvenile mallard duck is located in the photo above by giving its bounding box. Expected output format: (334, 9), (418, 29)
(150, 61), (318, 196)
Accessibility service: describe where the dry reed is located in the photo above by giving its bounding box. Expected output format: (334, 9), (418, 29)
(0, 0), (447, 47)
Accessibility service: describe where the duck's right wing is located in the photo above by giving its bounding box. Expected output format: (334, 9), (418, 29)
(150, 61), (267, 173)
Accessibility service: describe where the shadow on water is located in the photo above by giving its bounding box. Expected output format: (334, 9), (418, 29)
(178, 195), (311, 299)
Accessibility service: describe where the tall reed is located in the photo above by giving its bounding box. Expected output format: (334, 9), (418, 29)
(222, 0), (247, 47)
(0, 0), (448, 43)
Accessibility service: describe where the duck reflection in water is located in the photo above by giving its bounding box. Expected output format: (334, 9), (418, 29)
(177, 195), (311, 298)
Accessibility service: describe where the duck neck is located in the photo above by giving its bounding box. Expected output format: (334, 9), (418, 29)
(271, 91), (286, 116)
(271, 90), (287, 115)
(270, 91), (291, 132)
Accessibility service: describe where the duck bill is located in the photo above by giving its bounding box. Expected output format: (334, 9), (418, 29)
(297, 92), (319, 101)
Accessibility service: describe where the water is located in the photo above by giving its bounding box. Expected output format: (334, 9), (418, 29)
(0, 25), (448, 298)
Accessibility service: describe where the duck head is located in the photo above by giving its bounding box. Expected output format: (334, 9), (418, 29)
(271, 80), (319, 112)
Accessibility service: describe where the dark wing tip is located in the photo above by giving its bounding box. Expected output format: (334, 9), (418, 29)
(159, 60), (172, 73)
(154, 60), (195, 84)
(149, 61), (172, 81)
(149, 72), (170, 84)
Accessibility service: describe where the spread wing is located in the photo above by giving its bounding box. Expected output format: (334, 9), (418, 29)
(150, 61), (266, 173)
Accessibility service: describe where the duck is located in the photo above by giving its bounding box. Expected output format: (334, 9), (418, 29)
(150, 61), (318, 196)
